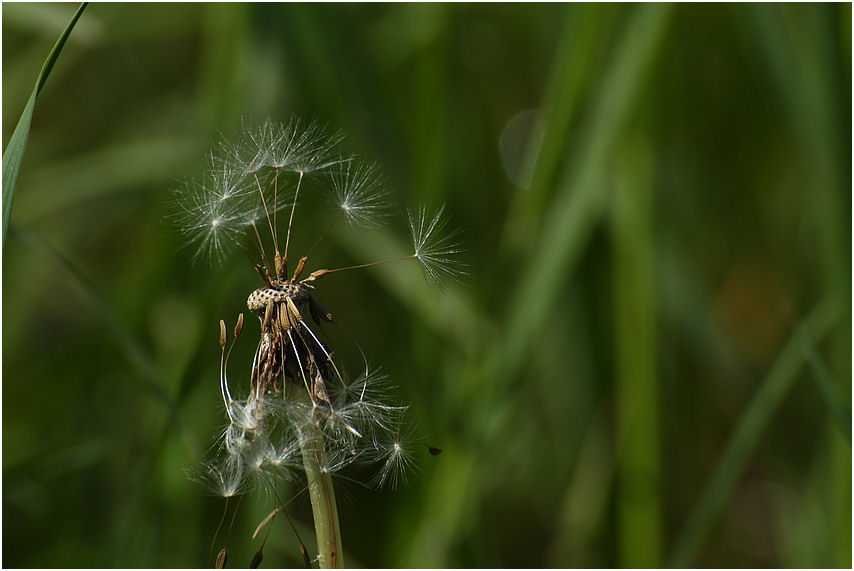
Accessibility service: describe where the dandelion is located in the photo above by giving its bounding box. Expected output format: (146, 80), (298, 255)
(172, 117), (462, 568)
(327, 159), (388, 228)
(170, 154), (255, 265)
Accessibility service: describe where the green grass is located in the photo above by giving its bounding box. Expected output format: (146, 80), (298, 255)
(3, 3), (850, 568)
(2, 2), (86, 247)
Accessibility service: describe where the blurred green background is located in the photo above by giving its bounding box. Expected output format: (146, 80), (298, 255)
(3, 3), (851, 568)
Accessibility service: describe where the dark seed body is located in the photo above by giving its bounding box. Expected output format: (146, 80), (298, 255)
(247, 281), (311, 314)
(250, 548), (263, 569)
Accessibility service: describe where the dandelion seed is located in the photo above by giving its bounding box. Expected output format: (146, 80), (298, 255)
(191, 457), (245, 498)
(319, 441), (362, 475)
(335, 371), (406, 433)
(229, 117), (348, 175)
(170, 155), (255, 264)
(271, 117), (349, 174)
(267, 437), (301, 472)
(327, 160), (389, 228)
(367, 424), (419, 490)
(409, 204), (467, 287)
(171, 184), (245, 264)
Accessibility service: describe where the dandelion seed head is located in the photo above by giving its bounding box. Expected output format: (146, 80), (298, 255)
(183, 118), (459, 512)
(170, 118), (351, 266)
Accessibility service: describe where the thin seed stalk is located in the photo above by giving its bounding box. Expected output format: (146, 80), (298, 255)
(298, 422), (343, 568)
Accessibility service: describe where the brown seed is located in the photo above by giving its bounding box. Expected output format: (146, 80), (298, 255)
(308, 269), (329, 281)
(252, 507), (281, 539)
(234, 313), (244, 337)
(275, 252), (287, 279)
(309, 296), (333, 323)
(215, 547), (228, 569)
(219, 320), (227, 348)
(263, 303), (273, 330)
(292, 256), (307, 281)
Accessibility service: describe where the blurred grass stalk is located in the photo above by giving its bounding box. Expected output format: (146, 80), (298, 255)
(613, 136), (661, 567)
(502, 2), (670, 408)
(405, 5), (672, 566)
(746, 5), (851, 566)
(669, 299), (842, 567)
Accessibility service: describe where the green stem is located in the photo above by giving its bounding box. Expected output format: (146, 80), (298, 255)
(299, 423), (343, 568)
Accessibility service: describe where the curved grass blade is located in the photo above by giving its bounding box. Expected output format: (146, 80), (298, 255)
(668, 299), (841, 568)
(2, 2), (88, 249)
(800, 323), (852, 445)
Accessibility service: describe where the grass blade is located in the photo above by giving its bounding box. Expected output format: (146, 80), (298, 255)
(668, 299), (841, 567)
(502, 4), (612, 252)
(800, 328), (852, 444)
(2, 2), (87, 248)
(613, 137), (660, 567)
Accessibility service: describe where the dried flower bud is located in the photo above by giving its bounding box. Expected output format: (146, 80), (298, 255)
(234, 313), (244, 338)
(215, 547), (228, 569)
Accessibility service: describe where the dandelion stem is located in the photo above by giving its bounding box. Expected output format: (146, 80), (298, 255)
(302, 210), (343, 268)
(284, 170), (305, 261)
(298, 423), (343, 569)
(249, 221), (273, 281)
(253, 172), (278, 258)
(272, 168), (280, 250)
(306, 254), (418, 281)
